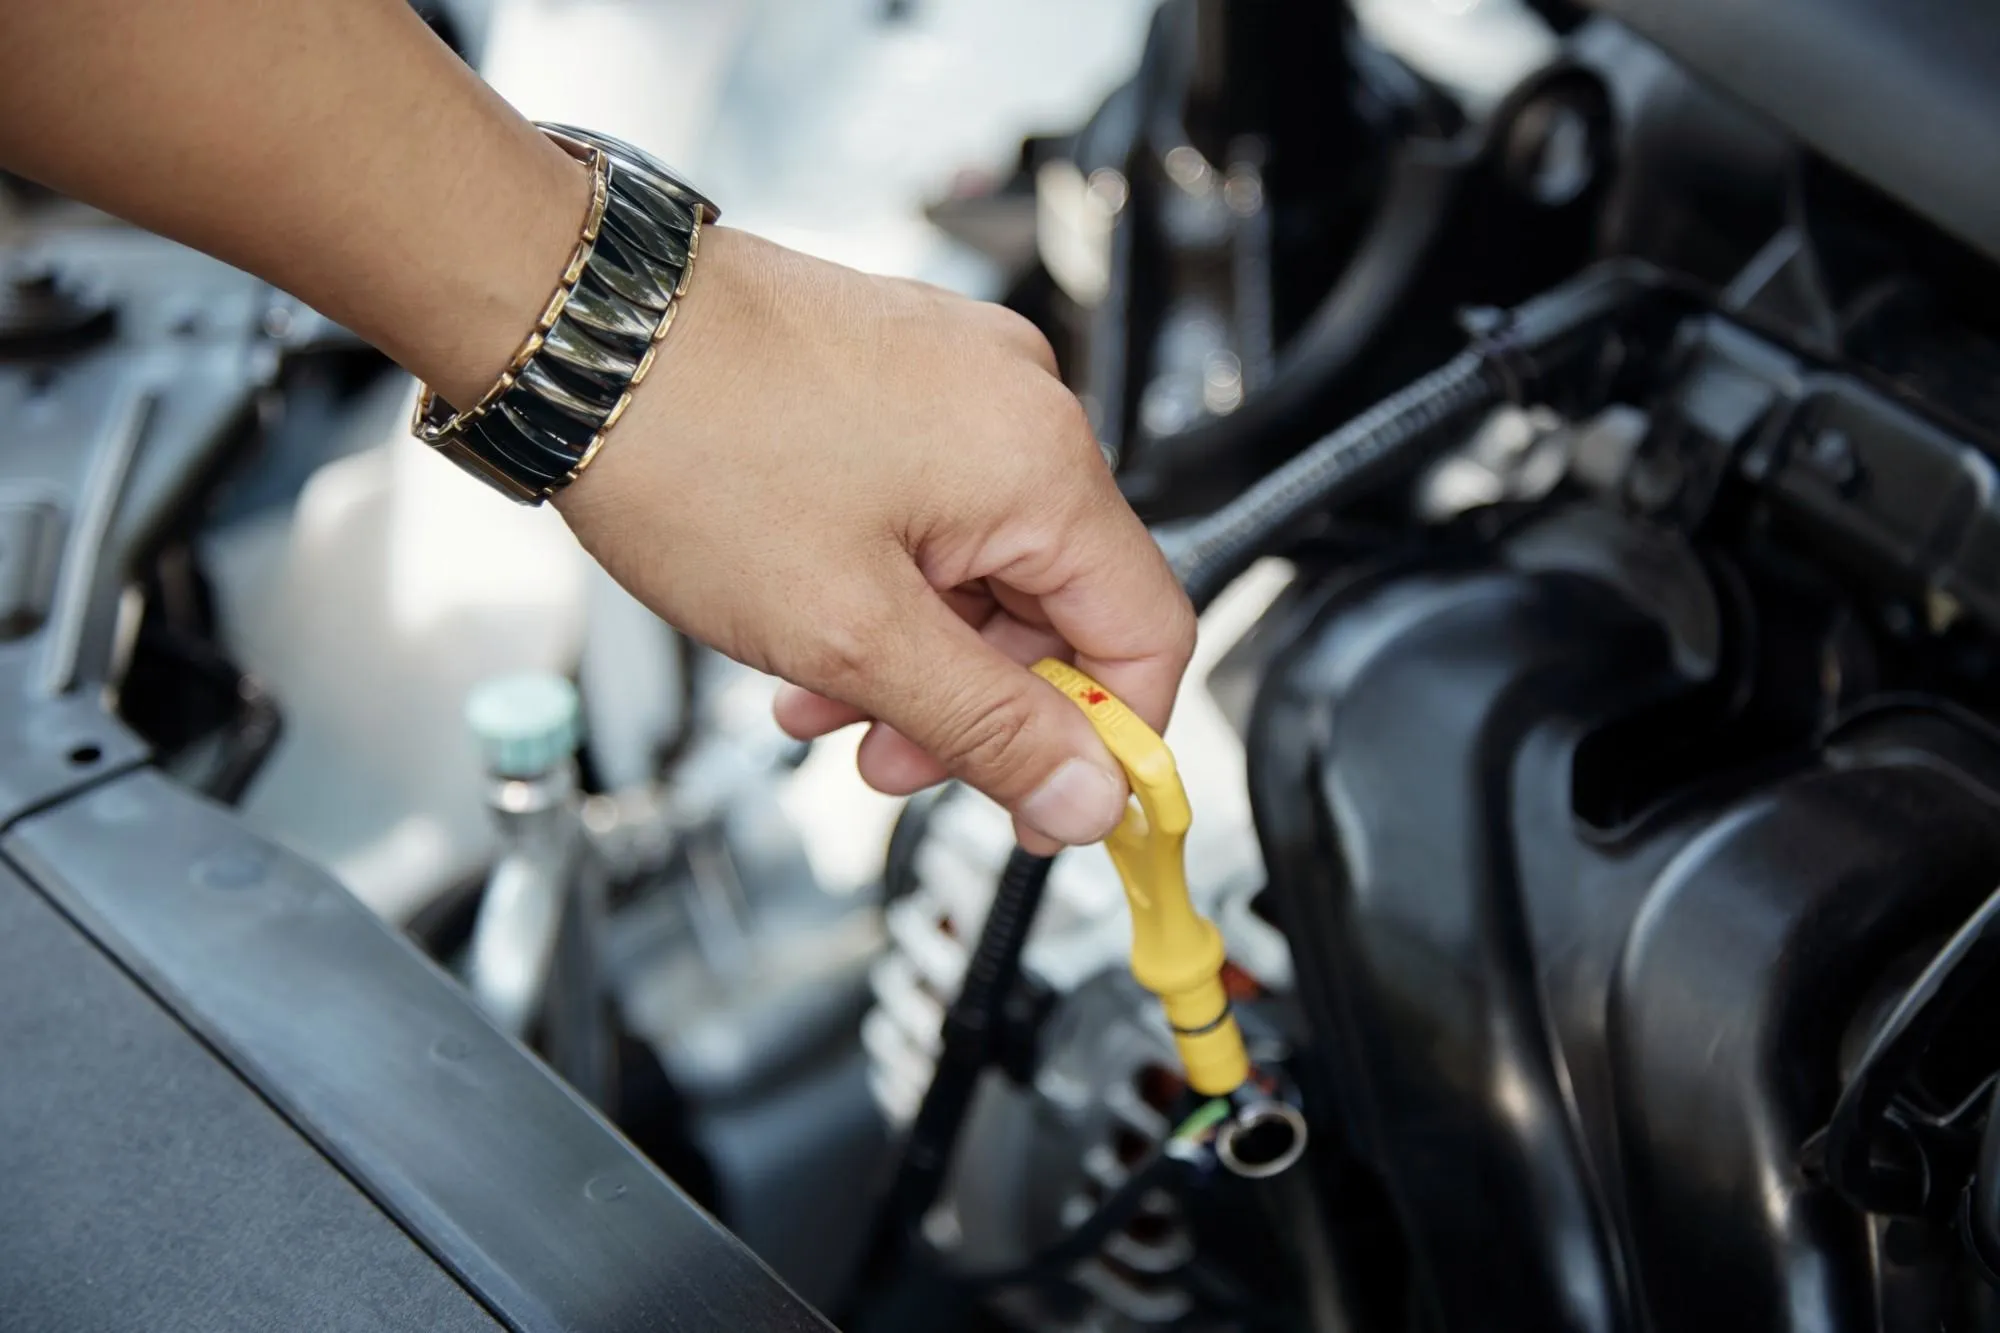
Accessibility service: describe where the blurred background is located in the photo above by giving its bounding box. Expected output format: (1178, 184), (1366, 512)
(95, 4), (1544, 1317)
(198, 0), (1555, 929)
(32, 0), (2000, 1328)
(68, 0), (1558, 1314)
(208, 0), (1160, 924)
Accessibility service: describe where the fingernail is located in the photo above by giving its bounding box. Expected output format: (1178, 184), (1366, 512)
(1019, 759), (1127, 846)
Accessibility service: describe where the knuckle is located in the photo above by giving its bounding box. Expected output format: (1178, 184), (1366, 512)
(1005, 310), (1060, 371)
(792, 614), (880, 701)
(982, 302), (1048, 346)
(930, 684), (1042, 788)
(1024, 380), (1093, 454)
(984, 384), (1082, 488)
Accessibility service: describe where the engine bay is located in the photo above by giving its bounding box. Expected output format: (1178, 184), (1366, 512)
(10, 1), (2000, 1330)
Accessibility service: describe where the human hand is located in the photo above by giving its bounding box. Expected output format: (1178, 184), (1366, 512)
(554, 227), (1195, 850)
(0, 0), (1194, 846)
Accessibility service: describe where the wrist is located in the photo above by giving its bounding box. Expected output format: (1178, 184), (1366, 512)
(397, 131), (594, 411)
(550, 223), (754, 521)
(412, 126), (722, 505)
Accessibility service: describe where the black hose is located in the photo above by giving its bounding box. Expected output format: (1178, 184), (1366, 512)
(1126, 58), (1626, 523)
(1171, 349), (1498, 612)
(843, 847), (1056, 1310)
(1169, 257), (1676, 613)
(1129, 136), (1470, 515)
(957, 1147), (1189, 1290)
(1262, 1162), (1353, 1332)
(844, 263), (1666, 1320)
(879, 784), (955, 907)
(850, 345), (1512, 1317)
(1963, 1077), (2000, 1286)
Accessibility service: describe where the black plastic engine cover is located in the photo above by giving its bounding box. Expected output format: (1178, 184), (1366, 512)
(1578, 0), (2000, 267)
(1249, 506), (2000, 1330)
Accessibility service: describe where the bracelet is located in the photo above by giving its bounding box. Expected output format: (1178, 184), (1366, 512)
(411, 125), (720, 504)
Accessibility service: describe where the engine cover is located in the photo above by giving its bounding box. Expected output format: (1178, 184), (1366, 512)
(1249, 504), (2000, 1331)
(1580, 0), (2000, 266)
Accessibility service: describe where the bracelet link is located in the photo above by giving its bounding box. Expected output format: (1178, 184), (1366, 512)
(410, 126), (718, 504)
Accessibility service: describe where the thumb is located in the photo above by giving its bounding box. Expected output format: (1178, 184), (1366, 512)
(814, 574), (1131, 847)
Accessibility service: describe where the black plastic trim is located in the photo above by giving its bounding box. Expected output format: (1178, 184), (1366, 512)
(5, 769), (832, 1333)
(1584, 0), (2000, 264)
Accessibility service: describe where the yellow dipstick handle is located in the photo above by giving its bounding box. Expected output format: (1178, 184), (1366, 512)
(1032, 658), (1251, 1096)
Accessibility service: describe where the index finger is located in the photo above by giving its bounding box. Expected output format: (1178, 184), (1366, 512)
(999, 475), (1196, 734)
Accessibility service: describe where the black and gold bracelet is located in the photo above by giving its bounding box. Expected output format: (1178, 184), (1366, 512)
(411, 125), (720, 504)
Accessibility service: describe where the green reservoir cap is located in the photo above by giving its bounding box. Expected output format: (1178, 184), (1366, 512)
(465, 672), (581, 778)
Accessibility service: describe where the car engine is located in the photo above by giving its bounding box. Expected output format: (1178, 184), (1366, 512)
(10, 1), (2000, 1331)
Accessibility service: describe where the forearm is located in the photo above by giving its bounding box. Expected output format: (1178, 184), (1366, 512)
(0, 0), (585, 407)
(0, 1), (1195, 848)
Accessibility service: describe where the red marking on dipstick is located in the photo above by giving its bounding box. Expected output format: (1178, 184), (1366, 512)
(1082, 689), (1109, 705)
